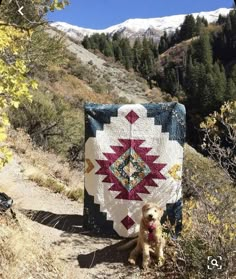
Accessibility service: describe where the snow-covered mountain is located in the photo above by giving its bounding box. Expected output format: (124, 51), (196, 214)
(51, 8), (231, 42)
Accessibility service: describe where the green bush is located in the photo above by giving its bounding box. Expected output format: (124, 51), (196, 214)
(9, 90), (83, 157)
(66, 53), (95, 83)
(90, 80), (108, 94)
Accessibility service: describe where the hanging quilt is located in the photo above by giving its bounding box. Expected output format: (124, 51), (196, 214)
(83, 103), (186, 238)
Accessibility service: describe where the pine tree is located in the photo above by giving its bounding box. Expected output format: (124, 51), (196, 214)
(149, 38), (159, 58)
(195, 16), (206, 35)
(158, 31), (169, 54)
(120, 38), (133, 70)
(169, 28), (181, 46)
(226, 78), (236, 100)
(140, 37), (155, 79)
(179, 15), (196, 41)
(104, 40), (114, 57)
(185, 59), (199, 107)
(225, 15), (232, 33)
(112, 32), (121, 41)
(98, 33), (107, 53)
(217, 14), (227, 25)
(163, 65), (178, 95)
(196, 63), (208, 111)
(229, 64), (236, 84)
(194, 31), (213, 71)
(82, 36), (91, 49)
(201, 80), (212, 114)
(113, 41), (123, 61)
(133, 38), (142, 72)
(230, 9), (236, 31)
(212, 62), (226, 105)
(185, 61), (212, 114)
(88, 34), (99, 49)
(201, 17), (208, 27)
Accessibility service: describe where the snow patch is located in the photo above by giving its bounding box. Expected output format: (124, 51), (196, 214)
(51, 8), (231, 40)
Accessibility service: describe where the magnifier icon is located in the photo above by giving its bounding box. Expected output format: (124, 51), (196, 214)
(207, 256), (222, 270)
(211, 258), (219, 267)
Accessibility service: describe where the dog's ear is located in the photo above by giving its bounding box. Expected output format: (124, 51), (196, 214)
(142, 203), (151, 213)
(156, 206), (164, 216)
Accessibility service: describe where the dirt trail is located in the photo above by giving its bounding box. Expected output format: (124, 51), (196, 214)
(0, 156), (142, 279)
(0, 31), (156, 278)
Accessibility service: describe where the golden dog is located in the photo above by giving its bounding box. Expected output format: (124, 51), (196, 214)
(128, 203), (165, 269)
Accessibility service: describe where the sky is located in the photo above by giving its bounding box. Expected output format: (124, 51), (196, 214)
(47, 0), (233, 29)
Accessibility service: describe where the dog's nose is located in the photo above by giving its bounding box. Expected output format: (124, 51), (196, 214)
(148, 214), (153, 218)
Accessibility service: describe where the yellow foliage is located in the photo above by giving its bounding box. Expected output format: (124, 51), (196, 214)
(0, 2), (70, 170)
(0, 25), (26, 51)
(205, 192), (220, 205)
(201, 101), (236, 130)
(185, 197), (198, 210)
(182, 213), (193, 235)
(182, 198), (198, 235)
(0, 2), (70, 169)
(207, 213), (220, 225)
(0, 25), (34, 168)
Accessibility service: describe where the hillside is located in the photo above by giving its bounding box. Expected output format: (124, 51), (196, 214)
(47, 28), (149, 103)
(1, 41), (236, 278)
(0, 2), (235, 279)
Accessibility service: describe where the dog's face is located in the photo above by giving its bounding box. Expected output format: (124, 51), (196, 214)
(142, 203), (163, 223)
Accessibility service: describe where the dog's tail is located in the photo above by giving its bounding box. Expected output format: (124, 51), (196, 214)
(117, 238), (137, 251)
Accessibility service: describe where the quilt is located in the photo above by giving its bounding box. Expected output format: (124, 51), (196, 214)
(84, 103), (186, 238)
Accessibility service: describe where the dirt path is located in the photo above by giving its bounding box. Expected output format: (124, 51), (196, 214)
(0, 156), (148, 279)
(0, 32), (159, 277)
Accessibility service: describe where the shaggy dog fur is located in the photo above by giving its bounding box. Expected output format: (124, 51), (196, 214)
(125, 203), (166, 269)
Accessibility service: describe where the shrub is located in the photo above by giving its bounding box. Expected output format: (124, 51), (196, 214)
(179, 144), (236, 279)
(90, 80), (108, 93)
(8, 90), (83, 156)
(66, 53), (95, 83)
(200, 101), (236, 181)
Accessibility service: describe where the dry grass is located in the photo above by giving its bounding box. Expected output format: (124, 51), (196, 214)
(44, 72), (115, 105)
(28, 172), (83, 201)
(0, 212), (73, 279)
(8, 129), (84, 201)
(136, 145), (236, 278)
(206, 23), (223, 33)
(28, 173), (65, 193)
(147, 87), (176, 103)
(179, 145), (236, 279)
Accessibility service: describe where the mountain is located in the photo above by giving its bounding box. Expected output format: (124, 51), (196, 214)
(51, 8), (231, 42)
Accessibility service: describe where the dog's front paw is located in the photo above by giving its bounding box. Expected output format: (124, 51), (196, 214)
(158, 256), (165, 267)
(128, 258), (136, 265)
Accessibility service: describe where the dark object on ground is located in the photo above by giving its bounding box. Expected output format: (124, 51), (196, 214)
(0, 192), (13, 212)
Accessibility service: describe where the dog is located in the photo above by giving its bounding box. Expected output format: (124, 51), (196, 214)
(126, 203), (166, 269)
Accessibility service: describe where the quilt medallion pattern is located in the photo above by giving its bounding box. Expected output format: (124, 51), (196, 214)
(84, 103), (186, 238)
